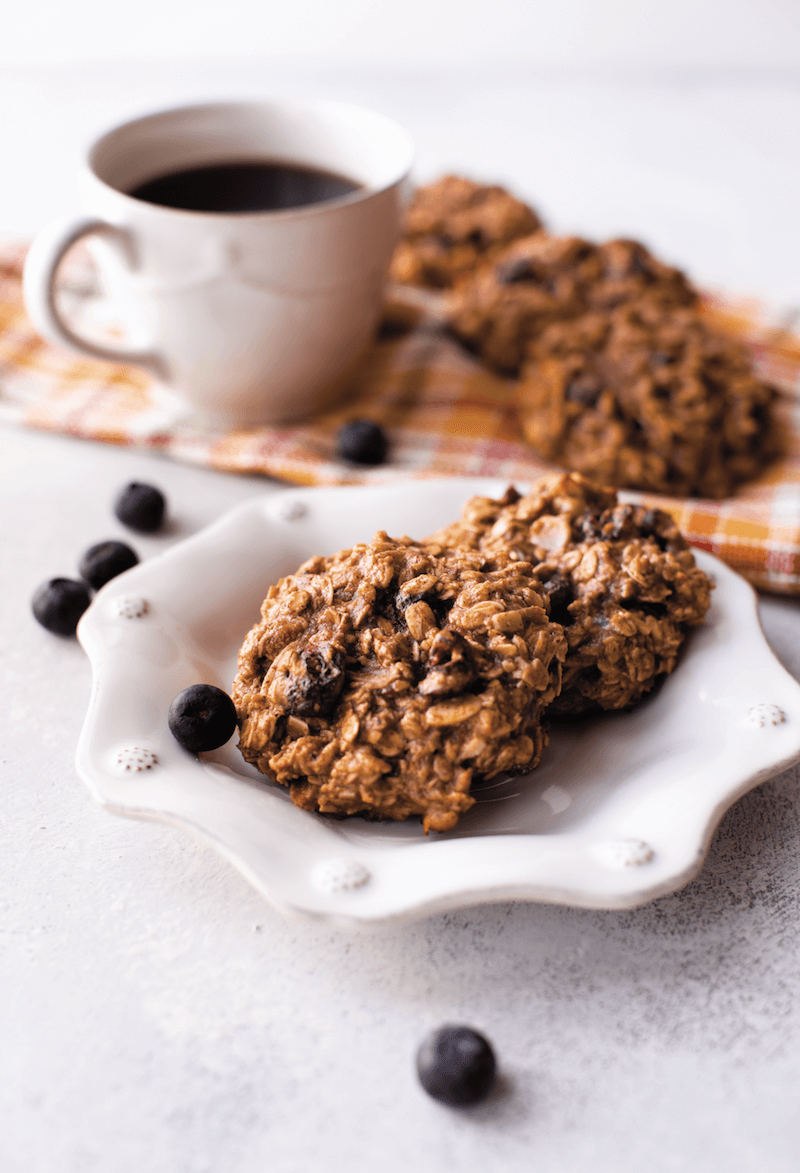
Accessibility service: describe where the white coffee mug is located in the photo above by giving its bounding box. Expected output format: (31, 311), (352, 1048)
(23, 100), (414, 429)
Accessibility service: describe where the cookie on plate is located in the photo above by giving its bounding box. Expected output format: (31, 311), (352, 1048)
(447, 233), (698, 375)
(233, 532), (566, 832)
(428, 474), (713, 714)
(388, 175), (542, 290)
(517, 302), (780, 498)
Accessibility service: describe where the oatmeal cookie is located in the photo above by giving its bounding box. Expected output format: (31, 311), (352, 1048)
(388, 175), (542, 290)
(428, 474), (713, 714)
(517, 302), (779, 498)
(590, 238), (698, 313)
(447, 233), (697, 375)
(233, 533), (566, 832)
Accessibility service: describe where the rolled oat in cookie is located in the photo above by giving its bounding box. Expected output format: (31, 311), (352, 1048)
(517, 302), (780, 498)
(232, 533), (566, 833)
(428, 473), (713, 714)
(388, 175), (542, 291)
(447, 233), (697, 375)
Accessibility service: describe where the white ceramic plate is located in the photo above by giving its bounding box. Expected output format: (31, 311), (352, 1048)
(76, 478), (800, 925)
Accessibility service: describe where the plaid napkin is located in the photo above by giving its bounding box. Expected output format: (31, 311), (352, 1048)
(2, 242), (799, 594)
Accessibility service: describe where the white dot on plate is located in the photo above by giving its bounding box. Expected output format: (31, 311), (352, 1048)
(110, 596), (149, 619)
(275, 499), (308, 522)
(594, 839), (655, 868)
(745, 704), (786, 728)
(540, 784), (572, 814)
(113, 747), (158, 774)
(312, 859), (371, 894)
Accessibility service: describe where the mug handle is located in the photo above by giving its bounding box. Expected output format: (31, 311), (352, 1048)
(22, 216), (168, 377)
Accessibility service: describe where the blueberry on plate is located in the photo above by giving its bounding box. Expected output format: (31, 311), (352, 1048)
(168, 684), (238, 753)
(416, 1024), (496, 1107)
(79, 540), (139, 590)
(114, 482), (166, 533)
(336, 419), (388, 465)
(31, 577), (93, 636)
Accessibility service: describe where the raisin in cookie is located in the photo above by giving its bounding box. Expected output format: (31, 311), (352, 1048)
(388, 175), (542, 290)
(428, 474), (712, 714)
(233, 532), (566, 832)
(517, 302), (779, 498)
(447, 233), (697, 375)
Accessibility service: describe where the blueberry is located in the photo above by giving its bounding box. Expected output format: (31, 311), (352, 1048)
(114, 482), (166, 532)
(31, 577), (92, 636)
(168, 684), (238, 753)
(79, 540), (139, 590)
(416, 1025), (496, 1107)
(336, 419), (388, 465)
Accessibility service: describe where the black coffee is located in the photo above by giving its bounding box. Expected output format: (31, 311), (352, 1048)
(128, 159), (362, 213)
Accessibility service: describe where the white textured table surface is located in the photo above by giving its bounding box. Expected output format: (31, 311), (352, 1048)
(3, 60), (800, 1173)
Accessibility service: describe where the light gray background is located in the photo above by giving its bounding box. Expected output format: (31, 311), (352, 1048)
(3, 3), (800, 1169)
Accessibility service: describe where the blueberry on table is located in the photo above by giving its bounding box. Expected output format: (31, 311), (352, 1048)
(79, 540), (139, 590)
(336, 419), (388, 465)
(31, 577), (92, 636)
(114, 482), (166, 533)
(168, 684), (238, 753)
(416, 1025), (496, 1107)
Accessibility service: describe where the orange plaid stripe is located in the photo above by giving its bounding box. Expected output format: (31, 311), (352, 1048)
(1, 244), (799, 593)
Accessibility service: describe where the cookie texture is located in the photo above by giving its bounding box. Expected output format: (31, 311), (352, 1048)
(385, 173), (777, 500)
(447, 233), (698, 375)
(233, 533), (566, 832)
(388, 175), (542, 290)
(428, 474), (713, 714)
(517, 303), (780, 499)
